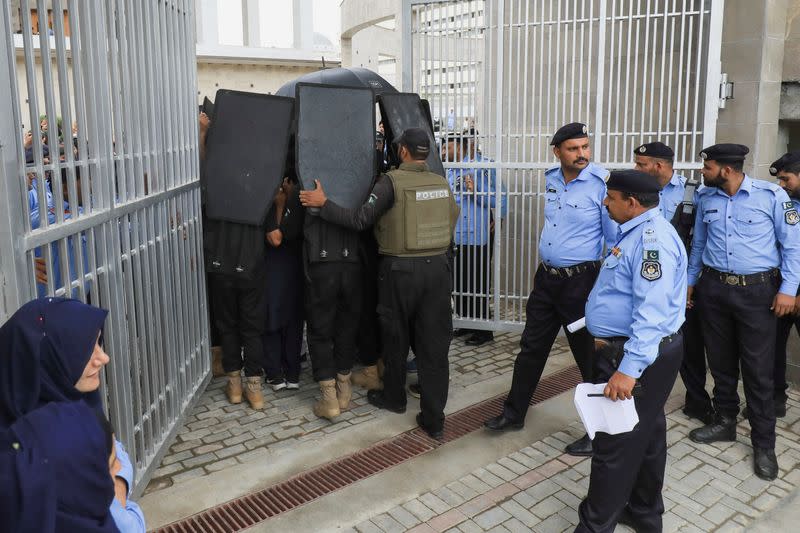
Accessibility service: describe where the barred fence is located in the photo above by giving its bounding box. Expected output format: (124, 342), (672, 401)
(0, 0), (208, 495)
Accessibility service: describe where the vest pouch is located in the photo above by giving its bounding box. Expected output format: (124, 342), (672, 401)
(404, 185), (452, 251)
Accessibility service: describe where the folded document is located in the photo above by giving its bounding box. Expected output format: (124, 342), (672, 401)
(574, 382), (639, 439)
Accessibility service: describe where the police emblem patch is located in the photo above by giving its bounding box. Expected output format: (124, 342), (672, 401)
(639, 146), (646, 153)
(783, 201), (794, 210)
(786, 209), (800, 225)
(641, 260), (662, 281)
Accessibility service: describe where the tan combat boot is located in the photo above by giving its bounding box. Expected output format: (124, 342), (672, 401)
(225, 371), (243, 404)
(244, 376), (265, 410)
(351, 365), (382, 390)
(313, 379), (340, 420)
(211, 346), (225, 377)
(336, 372), (353, 410)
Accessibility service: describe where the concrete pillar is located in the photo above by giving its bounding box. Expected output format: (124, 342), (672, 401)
(293, 0), (313, 50)
(341, 36), (353, 67)
(196, 0), (219, 46)
(715, 0), (788, 177)
(241, 0), (261, 47)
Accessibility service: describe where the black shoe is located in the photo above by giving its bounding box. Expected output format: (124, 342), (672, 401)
(408, 383), (421, 398)
(367, 390), (406, 414)
(689, 415), (737, 444)
(683, 404), (716, 425)
(743, 403), (787, 419)
(484, 414), (524, 432)
(753, 447), (778, 480)
(416, 413), (444, 440)
(452, 328), (473, 338)
(465, 331), (494, 346)
(565, 434), (593, 457)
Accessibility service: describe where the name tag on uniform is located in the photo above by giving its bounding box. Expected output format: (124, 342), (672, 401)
(416, 189), (450, 201)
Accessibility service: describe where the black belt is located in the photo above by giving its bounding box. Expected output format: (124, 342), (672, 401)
(541, 260), (600, 279)
(702, 266), (779, 287)
(594, 332), (679, 348)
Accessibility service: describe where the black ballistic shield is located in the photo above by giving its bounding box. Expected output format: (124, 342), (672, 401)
(295, 83), (376, 209)
(203, 89), (293, 225)
(379, 93), (445, 177)
(202, 96), (215, 118)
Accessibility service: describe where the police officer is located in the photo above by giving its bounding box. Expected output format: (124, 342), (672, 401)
(483, 122), (616, 457)
(577, 169), (687, 533)
(633, 141), (714, 425)
(767, 150), (800, 417)
(303, 191), (362, 420)
(299, 127), (458, 439)
(687, 144), (800, 480)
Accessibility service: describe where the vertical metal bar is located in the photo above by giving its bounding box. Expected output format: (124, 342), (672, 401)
(702, 0), (724, 147)
(673, 0), (688, 155)
(402, 0), (414, 91)
(492, 0), (504, 325)
(639, 0), (652, 143)
(593, 0), (608, 160)
(689, 0), (707, 158)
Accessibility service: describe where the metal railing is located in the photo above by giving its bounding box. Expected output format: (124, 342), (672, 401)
(0, 0), (208, 495)
(404, 0), (723, 332)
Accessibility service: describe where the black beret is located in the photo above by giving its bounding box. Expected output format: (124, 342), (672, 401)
(395, 127), (430, 155)
(699, 143), (749, 163)
(550, 122), (588, 146)
(633, 141), (674, 159)
(769, 151), (800, 176)
(606, 169), (663, 194)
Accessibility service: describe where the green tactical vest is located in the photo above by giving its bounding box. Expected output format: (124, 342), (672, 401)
(374, 162), (460, 257)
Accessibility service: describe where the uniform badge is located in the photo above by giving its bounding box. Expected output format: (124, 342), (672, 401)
(643, 250), (659, 261)
(610, 246), (623, 258)
(638, 146), (646, 153)
(771, 167), (778, 175)
(644, 228), (655, 235)
(786, 209), (800, 225)
(641, 260), (662, 281)
(783, 201), (794, 210)
(581, 124), (588, 134)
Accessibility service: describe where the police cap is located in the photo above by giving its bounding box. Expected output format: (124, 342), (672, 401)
(550, 122), (589, 146)
(395, 127), (430, 156)
(699, 143), (749, 163)
(633, 141), (674, 160)
(769, 151), (800, 176)
(606, 169), (663, 194)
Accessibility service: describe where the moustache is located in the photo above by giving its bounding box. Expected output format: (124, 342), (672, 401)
(574, 158), (588, 164)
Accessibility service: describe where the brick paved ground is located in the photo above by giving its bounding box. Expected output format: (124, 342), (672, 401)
(347, 391), (800, 533)
(144, 332), (570, 495)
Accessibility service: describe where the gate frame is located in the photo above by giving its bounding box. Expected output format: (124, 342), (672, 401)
(0, 0), (210, 497)
(401, 0), (725, 333)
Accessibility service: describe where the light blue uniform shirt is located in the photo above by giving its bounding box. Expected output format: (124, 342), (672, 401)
(29, 178), (90, 298)
(539, 162), (618, 267)
(446, 153), (507, 246)
(688, 175), (800, 295)
(586, 208), (687, 379)
(658, 172), (687, 221)
(109, 440), (146, 532)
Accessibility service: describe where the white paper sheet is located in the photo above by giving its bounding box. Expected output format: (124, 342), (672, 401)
(573, 382), (639, 439)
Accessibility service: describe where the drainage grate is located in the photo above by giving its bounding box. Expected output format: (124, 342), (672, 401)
(154, 365), (582, 533)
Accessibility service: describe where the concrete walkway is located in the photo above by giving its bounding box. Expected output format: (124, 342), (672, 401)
(139, 333), (800, 532)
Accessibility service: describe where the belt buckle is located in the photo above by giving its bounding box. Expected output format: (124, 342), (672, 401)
(725, 274), (739, 286)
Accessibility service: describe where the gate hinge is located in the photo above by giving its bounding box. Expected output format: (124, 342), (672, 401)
(719, 73), (734, 109)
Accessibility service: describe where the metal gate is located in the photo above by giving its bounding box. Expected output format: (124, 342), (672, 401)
(0, 0), (208, 495)
(402, 0), (724, 332)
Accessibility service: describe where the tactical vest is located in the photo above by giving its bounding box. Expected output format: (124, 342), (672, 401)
(375, 165), (459, 257)
(304, 214), (360, 264)
(669, 178), (700, 251)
